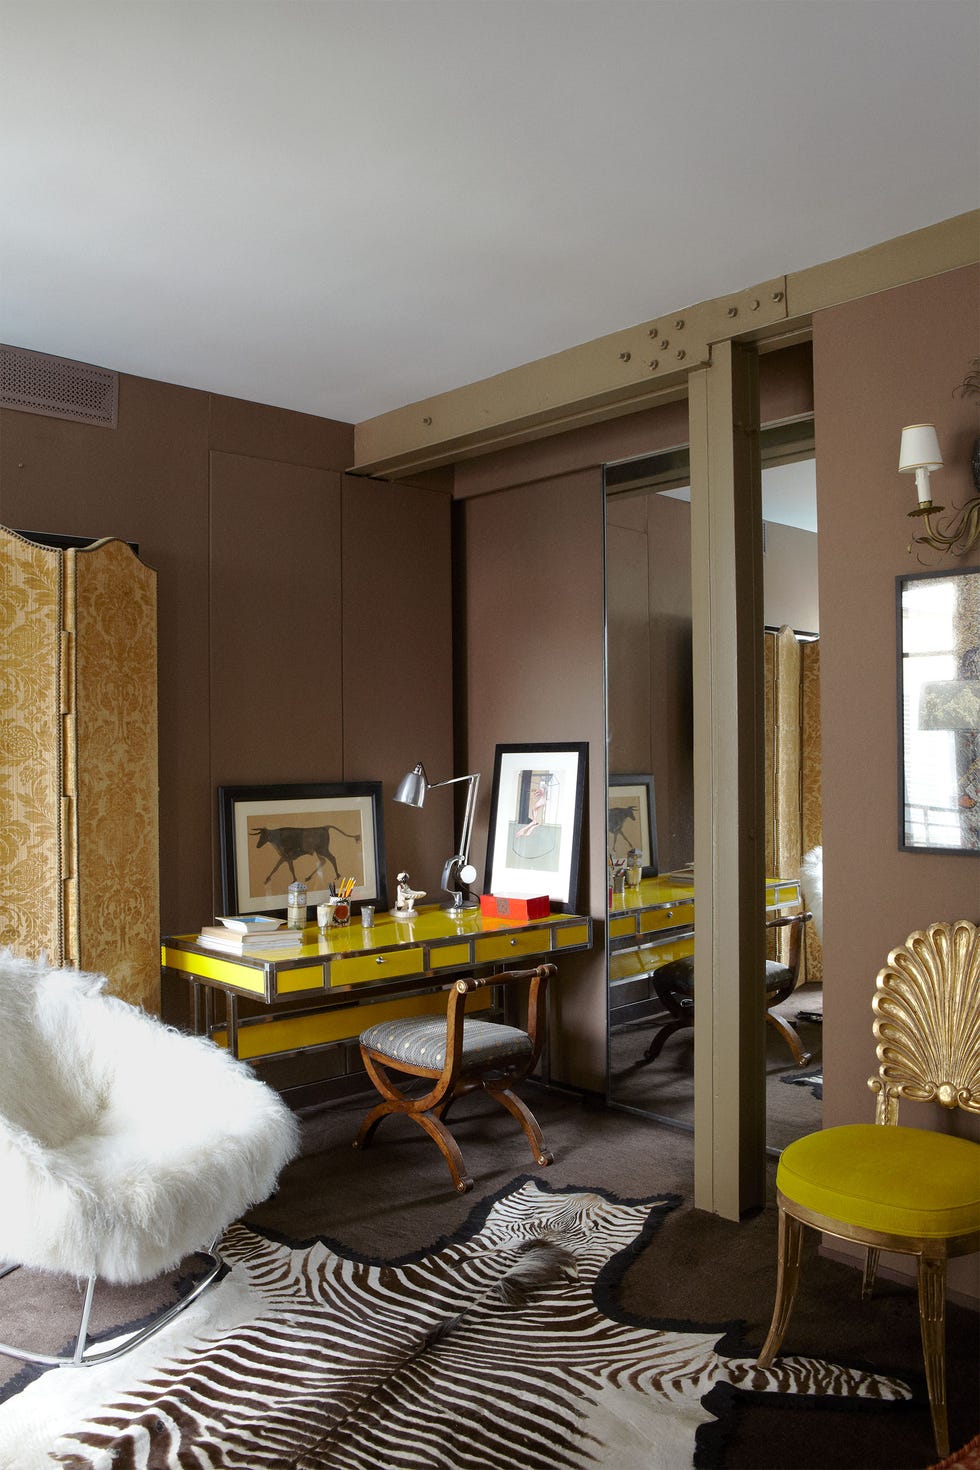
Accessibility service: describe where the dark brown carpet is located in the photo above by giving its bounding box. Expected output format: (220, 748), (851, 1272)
(1, 1085), (977, 1468)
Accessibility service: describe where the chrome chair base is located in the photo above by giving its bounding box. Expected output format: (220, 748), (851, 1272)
(0, 1242), (223, 1368)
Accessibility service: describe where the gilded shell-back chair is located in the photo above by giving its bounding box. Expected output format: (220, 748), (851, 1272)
(756, 919), (980, 1458)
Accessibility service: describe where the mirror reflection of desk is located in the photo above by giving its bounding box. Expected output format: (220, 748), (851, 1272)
(162, 905), (592, 1066)
(608, 875), (802, 1032)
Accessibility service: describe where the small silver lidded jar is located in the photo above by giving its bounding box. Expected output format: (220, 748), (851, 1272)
(287, 880), (307, 930)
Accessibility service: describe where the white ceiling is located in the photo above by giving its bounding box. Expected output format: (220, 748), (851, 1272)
(2, 0), (978, 426)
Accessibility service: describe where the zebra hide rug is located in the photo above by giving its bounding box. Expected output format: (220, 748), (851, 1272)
(0, 1178), (910, 1470)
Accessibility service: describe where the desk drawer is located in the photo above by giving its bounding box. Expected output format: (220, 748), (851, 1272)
(474, 929), (549, 964)
(609, 934), (695, 986)
(639, 898), (694, 934)
(213, 989), (494, 1060)
(330, 947), (425, 987)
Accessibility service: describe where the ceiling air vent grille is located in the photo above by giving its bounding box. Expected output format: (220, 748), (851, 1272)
(0, 345), (118, 428)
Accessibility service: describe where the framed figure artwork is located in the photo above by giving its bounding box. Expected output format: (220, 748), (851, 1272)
(484, 743), (588, 913)
(608, 774), (658, 876)
(218, 782), (387, 918)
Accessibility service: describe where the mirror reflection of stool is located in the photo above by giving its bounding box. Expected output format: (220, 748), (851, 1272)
(638, 912), (813, 1068)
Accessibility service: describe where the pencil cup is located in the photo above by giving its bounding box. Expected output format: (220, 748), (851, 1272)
(331, 901), (351, 927)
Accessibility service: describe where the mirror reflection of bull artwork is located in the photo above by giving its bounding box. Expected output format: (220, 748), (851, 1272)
(608, 803), (638, 858)
(250, 824), (361, 887)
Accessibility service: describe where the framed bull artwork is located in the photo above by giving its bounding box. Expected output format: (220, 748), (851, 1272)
(218, 782), (387, 919)
(608, 774), (658, 877)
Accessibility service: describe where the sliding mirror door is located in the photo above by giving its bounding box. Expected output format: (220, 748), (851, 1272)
(604, 424), (822, 1151)
(605, 450), (696, 1123)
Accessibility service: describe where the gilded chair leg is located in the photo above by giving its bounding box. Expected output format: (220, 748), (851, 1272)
(861, 1247), (880, 1299)
(757, 1209), (806, 1367)
(917, 1254), (950, 1460)
(486, 1084), (554, 1167)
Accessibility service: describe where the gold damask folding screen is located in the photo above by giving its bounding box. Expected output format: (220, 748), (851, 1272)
(0, 527), (159, 1010)
(764, 626), (822, 982)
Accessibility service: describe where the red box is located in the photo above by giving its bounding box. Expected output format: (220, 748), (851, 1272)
(480, 893), (551, 922)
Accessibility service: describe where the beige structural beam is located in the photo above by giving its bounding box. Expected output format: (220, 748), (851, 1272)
(352, 211), (978, 479)
(689, 342), (768, 1220)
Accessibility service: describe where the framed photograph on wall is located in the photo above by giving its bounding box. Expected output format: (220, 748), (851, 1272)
(218, 782), (387, 917)
(897, 567), (980, 855)
(608, 773), (658, 876)
(484, 743), (588, 912)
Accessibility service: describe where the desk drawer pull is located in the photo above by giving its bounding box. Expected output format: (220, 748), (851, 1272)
(375, 956), (385, 964)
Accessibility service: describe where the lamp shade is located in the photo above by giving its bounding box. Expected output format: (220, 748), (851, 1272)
(394, 763), (427, 807)
(899, 424), (943, 473)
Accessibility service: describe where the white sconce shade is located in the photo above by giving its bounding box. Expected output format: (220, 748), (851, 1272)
(899, 424), (944, 507)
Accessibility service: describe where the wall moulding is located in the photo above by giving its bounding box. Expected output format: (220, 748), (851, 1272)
(351, 212), (979, 481)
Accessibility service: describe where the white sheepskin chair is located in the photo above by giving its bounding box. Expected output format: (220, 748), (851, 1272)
(0, 949), (300, 1365)
(799, 846), (823, 942)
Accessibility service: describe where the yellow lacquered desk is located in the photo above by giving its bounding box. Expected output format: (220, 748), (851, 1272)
(162, 905), (592, 1064)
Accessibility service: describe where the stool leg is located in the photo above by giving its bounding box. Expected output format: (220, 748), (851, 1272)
(757, 1209), (805, 1367)
(486, 1083), (554, 1167)
(918, 1253), (949, 1460)
(410, 1111), (473, 1194)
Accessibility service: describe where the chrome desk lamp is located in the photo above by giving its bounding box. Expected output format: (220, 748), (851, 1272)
(394, 762), (480, 911)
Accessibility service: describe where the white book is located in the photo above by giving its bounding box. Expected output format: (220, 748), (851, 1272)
(216, 914), (284, 933)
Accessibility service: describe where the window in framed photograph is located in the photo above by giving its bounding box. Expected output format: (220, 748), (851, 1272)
(608, 774), (658, 876)
(218, 782), (387, 917)
(484, 743), (588, 913)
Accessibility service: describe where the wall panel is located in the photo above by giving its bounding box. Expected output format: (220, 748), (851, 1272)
(341, 473), (454, 901)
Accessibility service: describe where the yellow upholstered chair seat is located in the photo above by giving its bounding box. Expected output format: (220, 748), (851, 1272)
(777, 1125), (980, 1240)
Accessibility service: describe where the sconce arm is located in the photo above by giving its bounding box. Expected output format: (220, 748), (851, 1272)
(907, 495), (980, 559)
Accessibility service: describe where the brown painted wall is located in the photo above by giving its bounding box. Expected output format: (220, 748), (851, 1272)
(459, 467), (608, 1092)
(0, 374), (454, 1031)
(814, 264), (979, 1297)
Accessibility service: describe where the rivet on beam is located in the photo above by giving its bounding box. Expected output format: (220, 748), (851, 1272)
(727, 306), (739, 317)
(771, 289), (784, 302)
(674, 318), (685, 329)
(749, 299), (761, 311)
(619, 351), (632, 362)
(422, 416), (433, 426)
(659, 339), (670, 350)
(676, 349), (686, 360)
(648, 359), (660, 370)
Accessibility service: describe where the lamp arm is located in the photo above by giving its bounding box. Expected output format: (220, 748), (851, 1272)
(427, 773), (480, 866)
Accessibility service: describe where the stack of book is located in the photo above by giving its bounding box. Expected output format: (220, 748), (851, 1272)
(196, 914), (303, 954)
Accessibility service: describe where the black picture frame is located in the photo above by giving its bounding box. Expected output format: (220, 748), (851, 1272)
(218, 782), (388, 917)
(608, 773), (659, 876)
(897, 566), (980, 855)
(484, 743), (588, 913)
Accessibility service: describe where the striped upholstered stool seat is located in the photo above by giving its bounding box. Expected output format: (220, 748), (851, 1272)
(353, 964), (556, 1195)
(359, 1016), (533, 1072)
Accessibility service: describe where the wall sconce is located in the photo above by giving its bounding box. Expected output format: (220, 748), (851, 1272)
(901, 424), (980, 557)
(394, 762), (481, 911)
